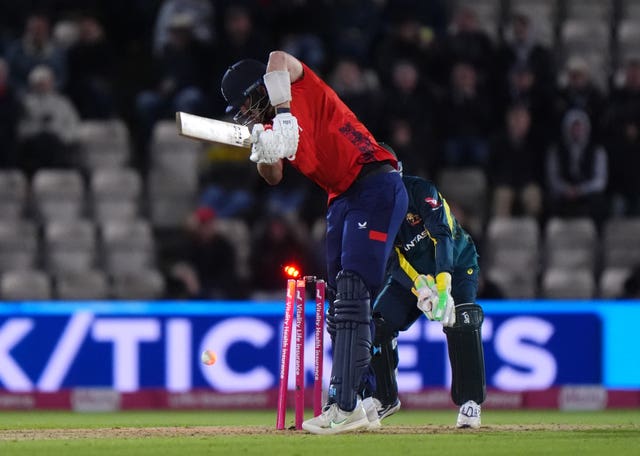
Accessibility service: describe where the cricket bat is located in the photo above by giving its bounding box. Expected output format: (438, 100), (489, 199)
(176, 112), (251, 148)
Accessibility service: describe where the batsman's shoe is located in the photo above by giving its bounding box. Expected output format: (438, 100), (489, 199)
(372, 397), (401, 421)
(361, 397), (381, 430)
(456, 400), (481, 429)
(302, 400), (369, 435)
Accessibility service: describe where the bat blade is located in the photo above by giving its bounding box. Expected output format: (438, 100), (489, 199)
(176, 112), (251, 148)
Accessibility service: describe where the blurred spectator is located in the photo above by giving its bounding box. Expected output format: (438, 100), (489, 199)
(325, 0), (382, 65)
(164, 261), (201, 299)
(180, 206), (241, 299)
(211, 4), (272, 114)
(498, 62), (555, 147)
(153, 0), (214, 56)
(372, 13), (435, 88)
(489, 104), (543, 218)
(555, 56), (607, 141)
(0, 58), (21, 168)
(496, 13), (556, 94)
(198, 159), (257, 221)
(329, 56), (383, 137)
(380, 59), (436, 175)
(603, 57), (640, 216)
(546, 109), (608, 224)
(439, 6), (495, 89)
(134, 12), (213, 169)
(5, 13), (67, 94)
(66, 14), (117, 119)
(438, 61), (492, 168)
(255, 167), (311, 222)
(249, 216), (310, 295)
(17, 64), (80, 176)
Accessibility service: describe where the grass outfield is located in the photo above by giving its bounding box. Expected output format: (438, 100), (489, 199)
(1, 409), (639, 455)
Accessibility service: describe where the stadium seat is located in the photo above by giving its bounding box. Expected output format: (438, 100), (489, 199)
(599, 267), (631, 299)
(0, 220), (38, 272)
(483, 216), (541, 298)
(31, 169), (86, 222)
(509, 0), (557, 22)
(437, 167), (488, 236)
(90, 168), (142, 222)
(55, 269), (109, 300)
(602, 217), (640, 269)
(485, 216), (540, 269)
(560, 19), (610, 55)
(620, 0), (640, 20)
(487, 265), (538, 299)
(150, 120), (202, 189)
(543, 217), (597, 271)
(111, 268), (165, 300)
(1, 269), (52, 300)
(0, 169), (28, 220)
(147, 169), (197, 229)
(541, 267), (595, 299)
(43, 219), (97, 273)
(616, 20), (640, 63)
(101, 219), (155, 274)
(564, 0), (613, 21)
(76, 119), (131, 170)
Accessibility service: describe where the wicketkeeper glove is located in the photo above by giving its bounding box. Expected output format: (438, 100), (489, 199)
(413, 272), (456, 327)
(271, 112), (299, 160)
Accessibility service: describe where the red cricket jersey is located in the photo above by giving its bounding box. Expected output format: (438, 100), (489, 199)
(287, 63), (398, 203)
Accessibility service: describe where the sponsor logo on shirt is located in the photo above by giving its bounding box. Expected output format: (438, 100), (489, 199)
(424, 197), (442, 210)
(406, 212), (422, 226)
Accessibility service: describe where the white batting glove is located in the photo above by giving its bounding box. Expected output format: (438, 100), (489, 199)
(271, 112), (299, 160)
(249, 124), (280, 164)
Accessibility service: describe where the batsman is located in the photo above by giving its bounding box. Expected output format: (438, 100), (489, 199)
(368, 171), (487, 428)
(220, 51), (408, 434)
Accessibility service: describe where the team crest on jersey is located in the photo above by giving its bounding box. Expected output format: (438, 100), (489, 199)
(424, 197), (441, 209)
(406, 212), (422, 226)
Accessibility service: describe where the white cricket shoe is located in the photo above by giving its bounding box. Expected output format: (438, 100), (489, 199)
(372, 397), (401, 421)
(361, 397), (381, 430)
(456, 400), (481, 428)
(302, 400), (370, 435)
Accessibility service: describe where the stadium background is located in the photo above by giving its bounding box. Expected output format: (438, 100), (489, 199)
(0, 0), (638, 411)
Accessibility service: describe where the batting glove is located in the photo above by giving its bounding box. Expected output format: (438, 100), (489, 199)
(249, 124), (280, 164)
(271, 112), (299, 160)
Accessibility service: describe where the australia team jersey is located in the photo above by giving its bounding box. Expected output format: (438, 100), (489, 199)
(390, 175), (478, 289)
(288, 63), (397, 202)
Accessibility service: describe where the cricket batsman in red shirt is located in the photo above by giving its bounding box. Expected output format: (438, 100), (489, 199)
(221, 51), (408, 434)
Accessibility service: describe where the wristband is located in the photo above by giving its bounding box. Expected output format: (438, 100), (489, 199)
(263, 70), (292, 106)
(275, 107), (291, 114)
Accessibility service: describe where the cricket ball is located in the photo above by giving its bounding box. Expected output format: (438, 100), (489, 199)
(201, 349), (217, 366)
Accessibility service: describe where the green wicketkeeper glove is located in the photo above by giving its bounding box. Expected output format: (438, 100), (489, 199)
(433, 272), (456, 327)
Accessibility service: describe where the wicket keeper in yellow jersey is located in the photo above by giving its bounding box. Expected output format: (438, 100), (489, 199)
(368, 172), (487, 428)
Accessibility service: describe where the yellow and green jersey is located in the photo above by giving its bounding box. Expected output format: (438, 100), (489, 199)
(389, 175), (478, 291)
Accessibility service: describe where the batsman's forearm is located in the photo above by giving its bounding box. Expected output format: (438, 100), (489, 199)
(257, 161), (283, 185)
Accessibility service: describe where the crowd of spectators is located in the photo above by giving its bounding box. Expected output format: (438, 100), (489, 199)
(0, 0), (639, 300)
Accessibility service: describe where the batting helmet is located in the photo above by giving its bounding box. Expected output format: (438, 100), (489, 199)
(221, 59), (267, 114)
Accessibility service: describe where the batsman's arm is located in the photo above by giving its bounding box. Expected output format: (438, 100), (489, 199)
(265, 51), (304, 109)
(257, 160), (283, 185)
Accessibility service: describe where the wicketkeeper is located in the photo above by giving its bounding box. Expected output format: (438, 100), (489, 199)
(368, 172), (487, 428)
